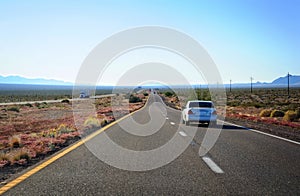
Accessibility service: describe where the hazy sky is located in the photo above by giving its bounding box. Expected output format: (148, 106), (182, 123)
(0, 0), (299, 85)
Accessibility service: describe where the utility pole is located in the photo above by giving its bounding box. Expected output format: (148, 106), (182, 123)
(288, 72), (290, 98)
(250, 77), (254, 93)
(198, 84), (201, 100)
(230, 79), (232, 92)
(200, 84), (203, 100)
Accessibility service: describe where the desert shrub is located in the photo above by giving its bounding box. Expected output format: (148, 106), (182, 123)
(0, 152), (10, 161)
(56, 124), (75, 134)
(61, 99), (70, 103)
(283, 110), (297, 122)
(253, 102), (264, 108)
(38, 103), (48, 109)
(47, 129), (58, 138)
(84, 117), (100, 128)
(48, 143), (56, 151)
(0, 153), (10, 167)
(35, 102), (47, 109)
(143, 92), (149, 96)
(227, 101), (240, 107)
(7, 106), (20, 112)
(100, 119), (107, 127)
(259, 109), (272, 117)
(270, 110), (285, 117)
(30, 143), (49, 156)
(241, 102), (263, 108)
(129, 95), (142, 103)
(12, 149), (30, 162)
(25, 103), (33, 107)
(164, 91), (174, 97)
(18, 151), (30, 161)
(9, 135), (21, 148)
(287, 103), (300, 111)
(296, 108), (300, 119)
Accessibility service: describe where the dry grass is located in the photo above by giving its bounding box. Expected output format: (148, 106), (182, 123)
(56, 124), (75, 134)
(259, 109), (272, 117)
(284, 110), (297, 122)
(84, 116), (101, 128)
(0, 152), (10, 161)
(0, 153), (11, 167)
(9, 135), (21, 148)
(11, 149), (30, 162)
(270, 110), (285, 117)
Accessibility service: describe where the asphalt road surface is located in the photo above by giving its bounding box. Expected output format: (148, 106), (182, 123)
(2, 94), (300, 195)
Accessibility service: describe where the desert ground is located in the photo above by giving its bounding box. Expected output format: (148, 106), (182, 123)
(0, 93), (147, 182)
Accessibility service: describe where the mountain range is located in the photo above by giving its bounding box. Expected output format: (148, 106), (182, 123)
(271, 75), (300, 85)
(0, 74), (299, 87)
(0, 75), (72, 86)
(230, 75), (300, 88)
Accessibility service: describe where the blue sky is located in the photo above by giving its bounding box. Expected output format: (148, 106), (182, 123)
(0, 0), (299, 84)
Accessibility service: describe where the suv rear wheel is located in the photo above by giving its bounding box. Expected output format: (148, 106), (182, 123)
(185, 121), (190, 126)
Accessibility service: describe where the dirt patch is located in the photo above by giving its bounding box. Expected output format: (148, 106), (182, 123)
(0, 137), (80, 184)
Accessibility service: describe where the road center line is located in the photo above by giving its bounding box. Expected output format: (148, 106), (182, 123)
(179, 131), (187, 137)
(202, 157), (224, 174)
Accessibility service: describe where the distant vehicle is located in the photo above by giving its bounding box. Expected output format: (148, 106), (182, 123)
(79, 91), (90, 98)
(182, 100), (217, 126)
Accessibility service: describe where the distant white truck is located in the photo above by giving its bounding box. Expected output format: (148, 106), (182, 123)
(79, 91), (90, 98)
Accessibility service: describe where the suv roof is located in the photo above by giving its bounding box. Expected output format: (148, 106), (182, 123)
(187, 101), (214, 108)
(188, 100), (213, 103)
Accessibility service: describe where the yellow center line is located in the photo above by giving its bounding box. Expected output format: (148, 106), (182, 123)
(0, 98), (149, 195)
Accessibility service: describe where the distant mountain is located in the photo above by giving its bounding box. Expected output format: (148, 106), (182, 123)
(0, 75), (73, 86)
(271, 75), (300, 85)
(0, 74), (299, 87)
(227, 74), (300, 88)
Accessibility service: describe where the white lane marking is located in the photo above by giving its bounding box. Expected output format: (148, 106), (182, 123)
(166, 117), (169, 120)
(202, 157), (224, 174)
(155, 95), (180, 112)
(222, 121), (300, 145)
(170, 122), (175, 125)
(179, 131), (187, 137)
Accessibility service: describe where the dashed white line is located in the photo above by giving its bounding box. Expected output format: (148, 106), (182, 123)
(166, 117), (169, 120)
(170, 122), (175, 125)
(202, 157), (224, 174)
(179, 131), (187, 137)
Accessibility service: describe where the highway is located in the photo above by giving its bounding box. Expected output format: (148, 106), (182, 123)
(1, 93), (300, 195)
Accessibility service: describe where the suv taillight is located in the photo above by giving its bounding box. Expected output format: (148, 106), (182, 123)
(212, 110), (217, 115)
(188, 110), (194, 115)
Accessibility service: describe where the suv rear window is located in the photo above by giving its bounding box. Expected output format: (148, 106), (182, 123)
(189, 102), (213, 108)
